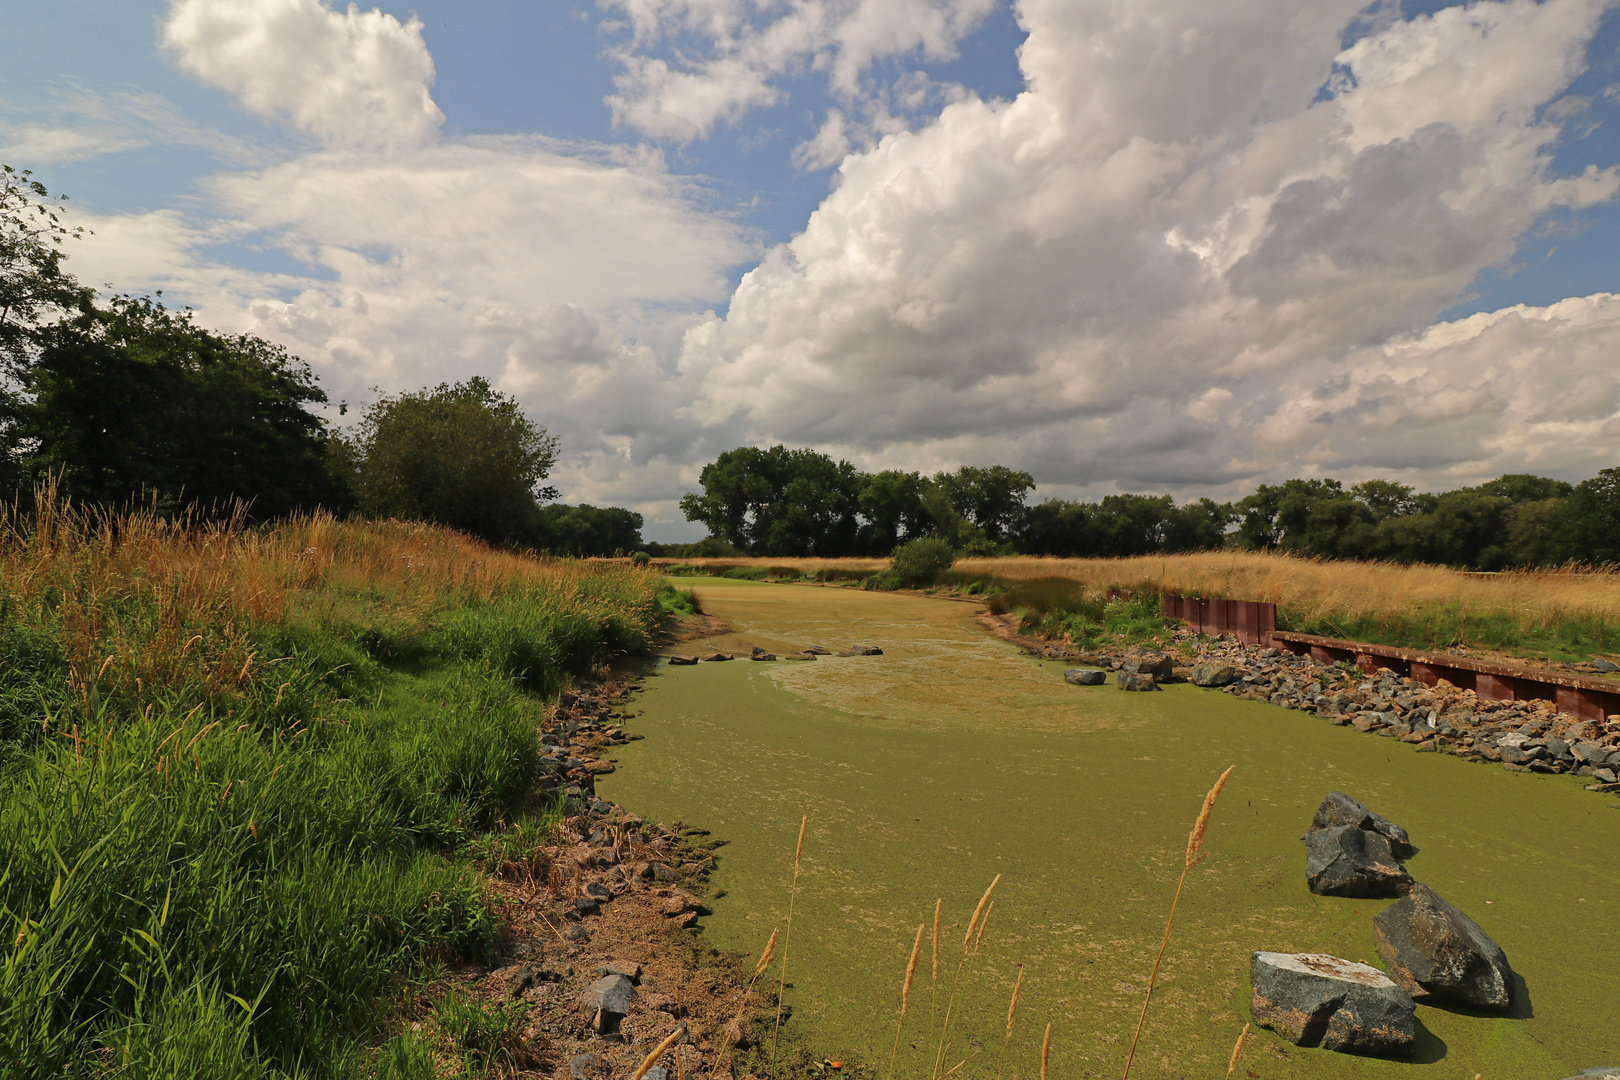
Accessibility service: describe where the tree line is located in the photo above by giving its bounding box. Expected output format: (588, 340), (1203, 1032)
(678, 444), (1620, 569)
(1, 165), (643, 556)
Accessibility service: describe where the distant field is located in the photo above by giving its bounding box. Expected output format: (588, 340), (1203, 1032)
(655, 552), (1620, 662)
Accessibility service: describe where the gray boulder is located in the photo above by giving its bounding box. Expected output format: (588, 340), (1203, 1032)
(1305, 826), (1414, 898)
(1117, 672), (1160, 692)
(1122, 651), (1174, 678)
(1250, 952), (1415, 1055)
(1310, 791), (1416, 857)
(1064, 668), (1106, 686)
(840, 645), (883, 656)
(584, 973), (636, 1034)
(667, 655), (698, 666)
(1563, 1070), (1620, 1079)
(1190, 663), (1242, 687)
(1372, 884), (1514, 1010)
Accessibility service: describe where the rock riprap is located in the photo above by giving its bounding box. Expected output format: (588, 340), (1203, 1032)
(583, 972), (636, 1034)
(1563, 1070), (1620, 1079)
(1305, 825), (1414, 897)
(1190, 662), (1241, 686)
(1311, 791), (1416, 857)
(1372, 884), (1515, 1010)
(1250, 952), (1416, 1055)
(1064, 668), (1106, 686)
(1121, 650), (1174, 679)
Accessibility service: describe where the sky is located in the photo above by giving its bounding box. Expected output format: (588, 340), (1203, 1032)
(3, 0), (1620, 540)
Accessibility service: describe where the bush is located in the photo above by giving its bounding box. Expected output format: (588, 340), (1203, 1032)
(721, 566), (769, 581)
(861, 570), (903, 591)
(631, 550), (651, 566)
(889, 537), (955, 586)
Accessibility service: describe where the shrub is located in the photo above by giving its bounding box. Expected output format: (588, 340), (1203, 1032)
(722, 566), (769, 581)
(631, 550), (651, 566)
(861, 570), (903, 591)
(889, 537), (956, 586)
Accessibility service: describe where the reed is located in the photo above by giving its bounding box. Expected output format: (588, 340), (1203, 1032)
(886, 923), (926, 1079)
(1225, 1022), (1250, 1077)
(1121, 766), (1235, 1080)
(771, 814), (809, 1077)
(1041, 1021), (1051, 1080)
(635, 1023), (686, 1080)
(932, 874), (1001, 1080)
(997, 963), (1024, 1080)
(929, 898), (941, 1038)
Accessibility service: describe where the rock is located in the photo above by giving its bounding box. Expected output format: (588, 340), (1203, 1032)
(511, 966), (536, 997)
(1064, 668), (1106, 686)
(751, 652), (777, 661)
(1309, 792), (1416, 857)
(750, 646), (767, 656)
(782, 651), (817, 660)
(723, 1016), (751, 1048)
(584, 973), (636, 1034)
(637, 861), (678, 883)
(667, 655), (698, 666)
(1573, 741), (1610, 764)
(1586, 781), (1620, 792)
(580, 760), (616, 775)
(570, 1054), (600, 1080)
(804, 646), (832, 655)
(643, 1068), (669, 1080)
(595, 960), (642, 983)
(1593, 657), (1620, 672)
(1594, 769), (1619, 785)
(573, 897), (601, 917)
(1563, 1069), (1620, 1079)
(1116, 671), (1160, 691)
(1191, 663), (1242, 687)
(1249, 952), (1415, 1055)
(1122, 651), (1174, 679)
(840, 645), (884, 656)
(1372, 884), (1514, 1010)
(585, 883), (613, 902)
(1305, 826), (1414, 898)
(566, 924), (591, 944)
(701, 653), (732, 662)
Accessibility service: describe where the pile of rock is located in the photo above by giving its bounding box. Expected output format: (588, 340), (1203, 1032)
(1062, 647), (1174, 691)
(1052, 633), (1620, 795)
(1252, 792), (1520, 1058)
(664, 644), (877, 664)
(539, 684), (646, 815)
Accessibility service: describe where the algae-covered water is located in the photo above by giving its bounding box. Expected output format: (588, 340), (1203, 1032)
(598, 579), (1620, 1079)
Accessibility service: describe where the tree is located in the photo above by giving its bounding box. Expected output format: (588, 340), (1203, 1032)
(1478, 473), (1574, 503)
(857, 469), (932, 553)
(18, 295), (342, 517)
(1234, 479), (1347, 550)
(345, 377), (558, 545)
(931, 465), (1034, 542)
(679, 445), (862, 556)
(1350, 479), (1418, 520)
(536, 503), (644, 557)
(1, 166), (90, 369)
(1561, 468), (1620, 566)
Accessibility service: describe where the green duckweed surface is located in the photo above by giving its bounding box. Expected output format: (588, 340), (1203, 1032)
(599, 579), (1620, 1080)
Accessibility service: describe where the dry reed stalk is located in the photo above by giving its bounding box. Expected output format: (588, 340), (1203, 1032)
(886, 923), (926, 1079)
(1040, 1022), (1051, 1080)
(973, 900), (995, 955)
(1121, 766), (1235, 1080)
(940, 1048), (980, 1078)
(929, 898), (942, 1036)
(746, 928), (779, 996)
(1225, 1022), (1250, 1077)
(932, 874), (1002, 1080)
(634, 1024), (686, 1080)
(996, 964), (1024, 1080)
(770, 814), (808, 1078)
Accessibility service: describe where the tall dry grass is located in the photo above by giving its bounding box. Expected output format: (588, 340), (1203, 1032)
(664, 551), (1620, 656)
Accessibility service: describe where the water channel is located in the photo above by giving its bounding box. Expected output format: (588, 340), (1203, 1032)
(598, 578), (1619, 1079)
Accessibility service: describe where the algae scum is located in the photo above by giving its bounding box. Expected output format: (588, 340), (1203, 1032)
(599, 579), (1619, 1079)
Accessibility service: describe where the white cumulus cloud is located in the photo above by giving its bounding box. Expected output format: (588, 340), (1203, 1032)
(161, 0), (444, 149)
(599, 0), (997, 142)
(674, 0), (1620, 495)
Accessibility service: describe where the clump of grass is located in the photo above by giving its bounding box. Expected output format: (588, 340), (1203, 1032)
(0, 487), (663, 1076)
(433, 990), (533, 1071)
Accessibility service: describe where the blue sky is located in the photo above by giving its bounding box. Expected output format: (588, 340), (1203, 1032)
(4, 0), (1620, 539)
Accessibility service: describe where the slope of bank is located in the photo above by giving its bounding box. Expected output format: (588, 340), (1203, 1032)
(0, 500), (662, 1077)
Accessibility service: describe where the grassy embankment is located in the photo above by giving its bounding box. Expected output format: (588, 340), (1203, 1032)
(0, 495), (666, 1078)
(658, 553), (1620, 662)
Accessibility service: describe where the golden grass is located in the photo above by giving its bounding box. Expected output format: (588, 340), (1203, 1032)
(663, 551), (1620, 641)
(0, 487), (659, 712)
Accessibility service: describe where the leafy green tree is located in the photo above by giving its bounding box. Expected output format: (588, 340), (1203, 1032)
(678, 445), (862, 556)
(1478, 473), (1574, 503)
(345, 377), (557, 545)
(18, 296), (342, 517)
(1350, 479), (1418, 520)
(1561, 467), (1620, 565)
(857, 469), (932, 553)
(1, 166), (91, 368)
(931, 465), (1034, 542)
(535, 503), (644, 557)
(1233, 478), (1347, 550)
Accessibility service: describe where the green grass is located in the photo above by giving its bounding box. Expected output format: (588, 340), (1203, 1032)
(0, 513), (661, 1078)
(981, 576), (1176, 647)
(1284, 603), (1619, 663)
